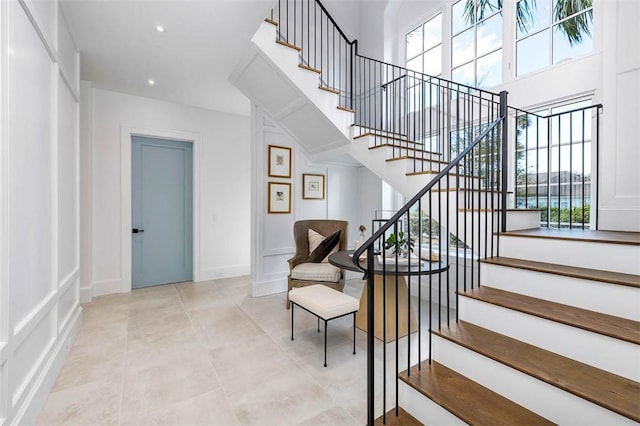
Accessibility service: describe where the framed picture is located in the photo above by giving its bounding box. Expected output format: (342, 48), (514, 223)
(268, 182), (292, 214)
(302, 174), (325, 199)
(268, 145), (291, 178)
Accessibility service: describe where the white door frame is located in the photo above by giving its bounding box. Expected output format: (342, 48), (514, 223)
(120, 125), (200, 293)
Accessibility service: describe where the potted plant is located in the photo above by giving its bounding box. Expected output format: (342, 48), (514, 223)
(384, 231), (415, 257)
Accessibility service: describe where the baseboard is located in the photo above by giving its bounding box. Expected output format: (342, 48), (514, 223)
(597, 208), (640, 232)
(79, 285), (92, 304)
(91, 279), (121, 298)
(9, 306), (82, 425)
(251, 277), (287, 297)
(199, 264), (250, 282)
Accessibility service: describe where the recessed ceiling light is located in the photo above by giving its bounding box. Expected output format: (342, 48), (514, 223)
(148, 79), (155, 85)
(156, 25), (164, 32)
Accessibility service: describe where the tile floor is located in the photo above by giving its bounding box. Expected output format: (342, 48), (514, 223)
(36, 277), (451, 426)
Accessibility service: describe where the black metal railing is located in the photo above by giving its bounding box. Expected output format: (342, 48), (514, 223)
(354, 58), (506, 174)
(511, 104), (602, 229)
(353, 91), (508, 425)
(268, 0), (356, 109)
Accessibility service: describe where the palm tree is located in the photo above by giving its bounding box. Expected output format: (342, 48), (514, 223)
(464, 0), (592, 45)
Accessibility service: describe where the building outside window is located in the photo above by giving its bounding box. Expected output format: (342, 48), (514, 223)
(516, 0), (593, 76)
(515, 99), (593, 227)
(451, 0), (503, 88)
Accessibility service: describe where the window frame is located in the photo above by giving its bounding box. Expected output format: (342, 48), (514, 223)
(514, 0), (594, 77)
(404, 12), (444, 78)
(450, 0), (504, 89)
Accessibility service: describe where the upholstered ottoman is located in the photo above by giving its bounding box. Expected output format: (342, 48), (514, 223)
(289, 284), (359, 367)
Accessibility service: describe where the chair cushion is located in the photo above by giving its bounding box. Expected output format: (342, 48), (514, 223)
(290, 262), (341, 282)
(309, 230), (341, 263)
(289, 284), (359, 320)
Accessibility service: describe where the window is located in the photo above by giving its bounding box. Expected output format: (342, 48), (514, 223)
(451, 0), (503, 89)
(516, 0), (593, 76)
(406, 14), (443, 77)
(405, 14), (443, 113)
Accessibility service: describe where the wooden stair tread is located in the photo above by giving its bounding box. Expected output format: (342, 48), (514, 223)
(461, 286), (640, 344)
(336, 105), (355, 113)
(481, 256), (640, 288)
(353, 132), (421, 146)
(386, 155), (449, 165)
(368, 143), (440, 156)
(500, 228), (640, 246)
(406, 170), (477, 179)
(374, 407), (422, 426)
(399, 360), (554, 425)
(434, 321), (640, 422)
(458, 208), (538, 212)
(350, 124), (406, 138)
(318, 85), (339, 95)
(264, 18), (278, 26)
(298, 63), (321, 74)
(275, 39), (301, 51)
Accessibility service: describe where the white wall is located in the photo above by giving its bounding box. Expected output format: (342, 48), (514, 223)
(1, 0), (81, 423)
(251, 106), (381, 296)
(357, 0), (389, 59)
(83, 87), (252, 299)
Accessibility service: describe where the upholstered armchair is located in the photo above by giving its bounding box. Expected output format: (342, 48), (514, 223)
(286, 220), (348, 308)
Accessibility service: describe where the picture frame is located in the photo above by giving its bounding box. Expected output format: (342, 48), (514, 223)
(268, 145), (292, 178)
(268, 182), (292, 214)
(302, 174), (325, 200)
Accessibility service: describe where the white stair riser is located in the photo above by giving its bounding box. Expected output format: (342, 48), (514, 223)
(433, 336), (637, 425)
(398, 382), (466, 426)
(458, 297), (640, 381)
(504, 210), (540, 230)
(499, 235), (640, 275)
(482, 263), (640, 321)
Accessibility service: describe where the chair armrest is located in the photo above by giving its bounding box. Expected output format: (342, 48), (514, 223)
(287, 255), (306, 270)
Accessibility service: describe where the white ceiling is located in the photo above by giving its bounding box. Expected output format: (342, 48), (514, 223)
(60, 0), (276, 116)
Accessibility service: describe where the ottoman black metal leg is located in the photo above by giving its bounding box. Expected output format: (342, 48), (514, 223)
(291, 303), (294, 341)
(324, 320), (328, 367)
(353, 312), (356, 355)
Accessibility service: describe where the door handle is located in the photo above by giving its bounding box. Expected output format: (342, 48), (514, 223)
(132, 228), (145, 234)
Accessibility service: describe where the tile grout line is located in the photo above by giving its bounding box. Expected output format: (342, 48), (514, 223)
(117, 297), (132, 426)
(176, 281), (243, 425)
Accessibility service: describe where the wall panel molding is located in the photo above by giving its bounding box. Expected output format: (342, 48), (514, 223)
(17, 0), (56, 63)
(2, 0), (81, 423)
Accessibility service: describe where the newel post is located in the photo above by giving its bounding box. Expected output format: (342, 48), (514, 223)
(500, 90), (509, 233)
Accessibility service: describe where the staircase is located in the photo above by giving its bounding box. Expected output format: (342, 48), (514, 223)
(231, 1), (640, 424)
(233, 20), (541, 235)
(399, 229), (640, 425)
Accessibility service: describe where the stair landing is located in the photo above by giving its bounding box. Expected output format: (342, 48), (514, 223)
(500, 228), (640, 245)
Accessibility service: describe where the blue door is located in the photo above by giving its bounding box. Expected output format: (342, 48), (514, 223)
(132, 136), (193, 288)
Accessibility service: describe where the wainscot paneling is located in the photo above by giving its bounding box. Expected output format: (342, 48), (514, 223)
(10, 309), (55, 407)
(8, 0), (55, 328)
